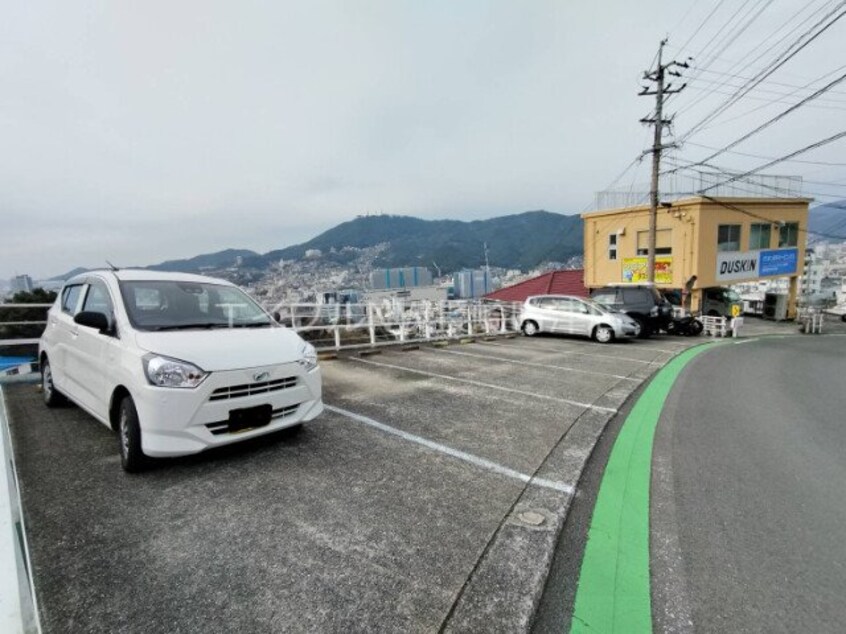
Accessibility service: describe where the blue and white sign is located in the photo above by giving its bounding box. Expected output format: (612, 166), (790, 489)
(759, 248), (798, 277)
(715, 247), (798, 282)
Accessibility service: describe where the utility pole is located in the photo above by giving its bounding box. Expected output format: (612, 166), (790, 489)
(639, 39), (688, 283)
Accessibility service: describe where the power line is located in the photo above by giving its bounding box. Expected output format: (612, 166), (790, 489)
(691, 65), (846, 97)
(693, 60), (846, 127)
(682, 141), (846, 166)
(663, 157), (846, 201)
(677, 1), (846, 143)
(670, 69), (846, 173)
(675, 0), (728, 56)
(669, 0), (837, 115)
(684, 73), (846, 105)
(684, 0), (771, 89)
(698, 130), (846, 193)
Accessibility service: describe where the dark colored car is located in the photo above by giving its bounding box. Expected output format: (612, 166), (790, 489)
(589, 284), (673, 337)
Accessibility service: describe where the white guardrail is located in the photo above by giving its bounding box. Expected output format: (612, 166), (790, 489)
(272, 300), (523, 350)
(0, 304), (52, 348)
(1, 388), (41, 633)
(0, 300), (523, 356)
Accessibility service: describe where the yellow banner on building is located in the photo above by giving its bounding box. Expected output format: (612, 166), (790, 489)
(622, 256), (673, 284)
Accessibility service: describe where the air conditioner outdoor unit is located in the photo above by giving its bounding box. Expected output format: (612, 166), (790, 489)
(763, 292), (788, 321)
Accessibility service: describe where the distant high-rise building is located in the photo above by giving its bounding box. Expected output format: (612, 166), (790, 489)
(369, 267), (432, 290)
(800, 250), (825, 296)
(453, 269), (492, 299)
(10, 274), (34, 293)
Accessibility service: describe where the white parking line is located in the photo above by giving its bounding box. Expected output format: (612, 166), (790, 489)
(326, 404), (574, 495)
(426, 347), (640, 381)
(634, 346), (689, 354)
(350, 356), (618, 413)
(481, 340), (664, 365)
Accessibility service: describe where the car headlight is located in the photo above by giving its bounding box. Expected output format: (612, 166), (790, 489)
(297, 341), (318, 372)
(143, 354), (208, 388)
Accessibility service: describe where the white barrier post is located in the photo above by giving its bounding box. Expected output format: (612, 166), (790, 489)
(367, 304), (376, 345)
(399, 309), (406, 343)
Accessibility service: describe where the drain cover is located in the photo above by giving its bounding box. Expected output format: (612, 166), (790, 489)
(518, 511), (545, 526)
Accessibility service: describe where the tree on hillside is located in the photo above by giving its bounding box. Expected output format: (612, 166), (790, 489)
(0, 288), (57, 356)
(8, 288), (57, 305)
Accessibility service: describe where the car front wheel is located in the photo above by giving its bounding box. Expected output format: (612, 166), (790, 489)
(41, 358), (65, 407)
(593, 325), (615, 344)
(118, 396), (147, 473)
(522, 320), (539, 336)
(633, 316), (651, 339)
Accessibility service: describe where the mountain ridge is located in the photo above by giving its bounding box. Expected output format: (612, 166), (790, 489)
(49, 210), (583, 279)
(254, 210), (583, 272)
(47, 201), (843, 281)
(807, 199), (846, 241)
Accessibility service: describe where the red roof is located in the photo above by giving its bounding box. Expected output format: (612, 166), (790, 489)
(485, 269), (588, 303)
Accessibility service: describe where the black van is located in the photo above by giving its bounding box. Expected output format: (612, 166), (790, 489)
(589, 284), (674, 337)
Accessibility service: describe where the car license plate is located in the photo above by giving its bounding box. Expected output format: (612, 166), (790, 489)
(228, 404), (273, 433)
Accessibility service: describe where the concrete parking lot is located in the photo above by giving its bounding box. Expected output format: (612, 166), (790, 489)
(1, 333), (738, 632)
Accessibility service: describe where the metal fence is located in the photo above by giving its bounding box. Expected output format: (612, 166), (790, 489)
(0, 304), (52, 348)
(0, 300), (523, 357)
(269, 300), (523, 350)
(593, 173), (805, 210)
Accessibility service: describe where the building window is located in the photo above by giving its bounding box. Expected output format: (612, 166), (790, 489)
(717, 224), (741, 252)
(636, 229), (672, 256)
(608, 234), (617, 260)
(778, 222), (799, 247)
(749, 223), (771, 250)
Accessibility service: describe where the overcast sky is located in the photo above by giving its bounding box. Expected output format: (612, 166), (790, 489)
(3, 1), (845, 279)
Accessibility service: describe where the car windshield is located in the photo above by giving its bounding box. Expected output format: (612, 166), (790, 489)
(583, 298), (614, 314)
(118, 280), (273, 331)
(725, 289), (741, 302)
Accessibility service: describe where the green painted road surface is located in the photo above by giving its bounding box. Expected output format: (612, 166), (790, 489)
(570, 341), (728, 634)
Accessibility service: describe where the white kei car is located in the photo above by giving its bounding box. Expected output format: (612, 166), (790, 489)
(39, 270), (323, 471)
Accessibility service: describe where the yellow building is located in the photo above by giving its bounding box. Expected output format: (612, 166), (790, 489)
(582, 196), (810, 318)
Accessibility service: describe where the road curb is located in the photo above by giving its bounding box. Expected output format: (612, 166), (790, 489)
(438, 341), (702, 631)
(442, 406), (614, 633)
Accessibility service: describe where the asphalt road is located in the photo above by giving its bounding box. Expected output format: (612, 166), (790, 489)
(652, 335), (846, 632)
(5, 334), (691, 633)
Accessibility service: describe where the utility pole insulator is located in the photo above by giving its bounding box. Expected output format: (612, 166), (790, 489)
(638, 39), (687, 284)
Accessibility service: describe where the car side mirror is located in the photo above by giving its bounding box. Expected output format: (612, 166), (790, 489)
(272, 311), (281, 323)
(74, 311), (111, 334)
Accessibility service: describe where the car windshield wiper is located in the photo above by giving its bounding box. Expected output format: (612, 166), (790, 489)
(231, 322), (273, 328)
(150, 323), (231, 331)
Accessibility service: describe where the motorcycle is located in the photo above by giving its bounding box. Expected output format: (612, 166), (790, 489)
(665, 314), (703, 336)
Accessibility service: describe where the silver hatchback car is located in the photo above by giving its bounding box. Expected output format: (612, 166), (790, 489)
(520, 294), (641, 343)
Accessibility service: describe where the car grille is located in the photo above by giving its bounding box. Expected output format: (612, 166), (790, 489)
(209, 376), (297, 402)
(205, 404), (301, 436)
